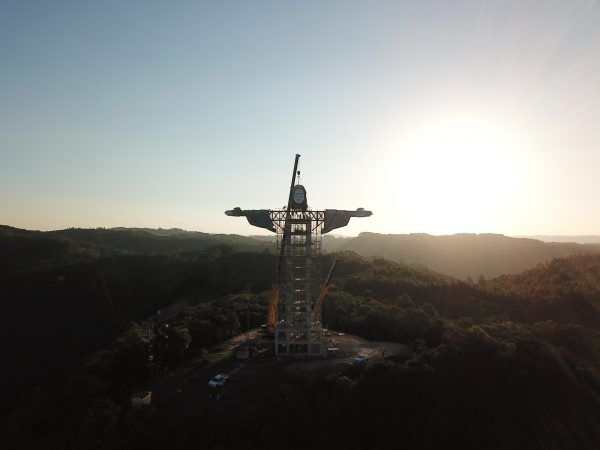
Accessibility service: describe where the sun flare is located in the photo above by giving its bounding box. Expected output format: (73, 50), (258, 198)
(395, 115), (527, 234)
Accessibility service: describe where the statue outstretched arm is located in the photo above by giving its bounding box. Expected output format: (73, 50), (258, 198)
(225, 207), (276, 232)
(323, 208), (372, 234)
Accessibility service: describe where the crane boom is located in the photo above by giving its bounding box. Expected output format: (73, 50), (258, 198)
(276, 154), (301, 282)
(267, 283), (279, 329)
(270, 154), (301, 331)
(311, 259), (338, 323)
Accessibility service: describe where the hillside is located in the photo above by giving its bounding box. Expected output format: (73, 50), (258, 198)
(47, 227), (271, 255)
(0, 225), (271, 275)
(6, 226), (599, 281)
(483, 254), (600, 328)
(330, 232), (600, 279)
(0, 225), (99, 274)
(1, 230), (598, 449)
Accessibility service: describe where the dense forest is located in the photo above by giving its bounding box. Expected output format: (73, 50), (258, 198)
(329, 231), (600, 279)
(3, 225), (599, 280)
(0, 225), (271, 274)
(0, 226), (598, 449)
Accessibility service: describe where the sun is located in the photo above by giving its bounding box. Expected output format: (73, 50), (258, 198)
(394, 114), (526, 234)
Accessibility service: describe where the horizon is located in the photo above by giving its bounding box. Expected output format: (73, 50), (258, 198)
(4, 222), (600, 245)
(2, 1), (600, 236)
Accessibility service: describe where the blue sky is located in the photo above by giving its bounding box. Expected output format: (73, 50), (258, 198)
(1, 1), (599, 235)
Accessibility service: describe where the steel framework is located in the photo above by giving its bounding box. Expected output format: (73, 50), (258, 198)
(225, 155), (371, 356)
(274, 209), (324, 355)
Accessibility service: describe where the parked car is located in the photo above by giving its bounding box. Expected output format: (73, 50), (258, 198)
(208, 373), (229, 387)
(354, 354), (368, 365)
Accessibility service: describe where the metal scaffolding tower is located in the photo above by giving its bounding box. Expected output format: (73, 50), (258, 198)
(225, 154), (372, 356)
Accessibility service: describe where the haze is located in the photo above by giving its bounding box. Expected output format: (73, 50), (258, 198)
(1, 0), (599, 236)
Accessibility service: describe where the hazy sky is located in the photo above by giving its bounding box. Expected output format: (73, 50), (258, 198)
(1, 0), (599, 236)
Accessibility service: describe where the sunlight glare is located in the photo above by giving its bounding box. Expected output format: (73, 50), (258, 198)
(396, 115), (526, 234)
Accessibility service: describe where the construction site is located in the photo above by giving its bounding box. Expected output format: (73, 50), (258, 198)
(132, 155), (411, 413)
(226, 154), (372, 357)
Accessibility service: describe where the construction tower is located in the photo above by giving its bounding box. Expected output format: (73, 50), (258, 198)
(225, 154), (372, 355)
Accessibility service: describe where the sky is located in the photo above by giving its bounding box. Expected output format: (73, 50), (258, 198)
(1, 0), (599, 236)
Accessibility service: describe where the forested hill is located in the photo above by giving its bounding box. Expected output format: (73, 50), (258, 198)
(482, 254), (600, 328)
(328, 232), (600, 279)
(0, 225), (271, 275)
(0, 231), (598, 449)
(4, 226), (600, 282)
(47, 227), (271, 254)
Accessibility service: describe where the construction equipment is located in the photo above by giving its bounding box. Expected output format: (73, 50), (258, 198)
(267, 283), (279, 330)
(225, 155), (371, 356)
(311, 259), (337, 323)
(266, 155), (300, 332)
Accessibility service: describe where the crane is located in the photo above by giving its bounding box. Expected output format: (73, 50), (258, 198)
(311, 259), (338, 323)
(267, 154), (301, 332)
(267, 283), (279, 330)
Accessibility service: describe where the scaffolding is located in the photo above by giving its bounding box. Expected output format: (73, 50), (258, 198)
(273, 210), (324, 355)
(225, 154), (371, 356)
